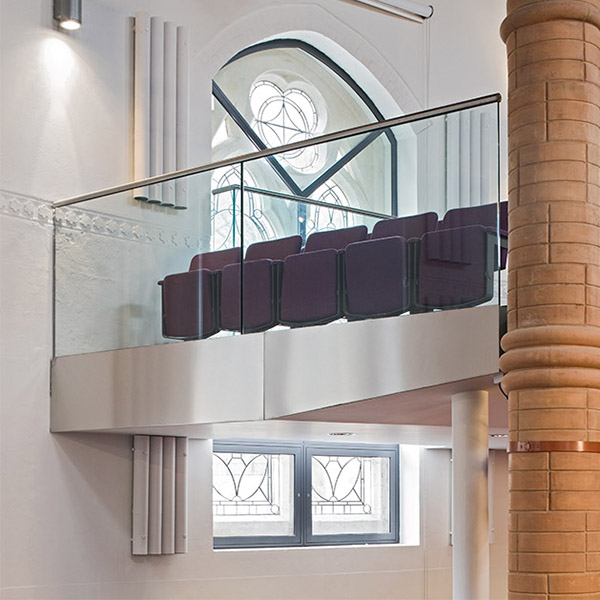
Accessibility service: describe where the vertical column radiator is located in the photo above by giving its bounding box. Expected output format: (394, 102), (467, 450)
(132, 435), (189, 555)
(133, 12), (189, 209)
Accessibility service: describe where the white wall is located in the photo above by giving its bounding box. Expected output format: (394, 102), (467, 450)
(0, 0), (508, 597)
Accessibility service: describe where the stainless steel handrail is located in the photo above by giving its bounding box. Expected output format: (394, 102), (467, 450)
(53, 93), (501, 209)
(212, 184), (395, 220)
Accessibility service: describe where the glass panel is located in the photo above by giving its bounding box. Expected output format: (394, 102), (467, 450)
(311, 454), (391, 536)
(213, 45), (395, 214)
(407, 104), (499, 216)
(243, 136), (386, 242)
(213, 451), (295, 538)
(54, 166), (240, 356)
(210, 165), (276, 251)
(53, 99), (501, 358)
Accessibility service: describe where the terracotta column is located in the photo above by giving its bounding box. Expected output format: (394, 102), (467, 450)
(500, 1), (600, 597)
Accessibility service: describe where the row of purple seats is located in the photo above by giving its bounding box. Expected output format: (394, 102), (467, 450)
(344, 211), (438, 319)
(280, 225), (369, 327)
(159, 236), (302, 339)
(221, 234), (303, 332)
(158, 247), (241, 339)
(159, 202), (507, 339)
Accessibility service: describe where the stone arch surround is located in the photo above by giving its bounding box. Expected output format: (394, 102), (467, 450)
(196, 2), (423, 118)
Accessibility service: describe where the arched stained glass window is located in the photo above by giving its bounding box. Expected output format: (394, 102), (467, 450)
(305, 182), (353, 237)
(250, 81), (323, 174)
(211, 40), (397, 248)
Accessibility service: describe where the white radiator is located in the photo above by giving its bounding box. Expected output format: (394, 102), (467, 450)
(132, 435), (188, 555)
(134, 13), (189, 208)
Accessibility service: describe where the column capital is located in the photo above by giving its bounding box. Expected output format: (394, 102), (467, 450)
(500, 0), (600, 42)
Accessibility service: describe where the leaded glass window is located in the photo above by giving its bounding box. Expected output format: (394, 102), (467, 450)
(306, 182), (354, 236)
(212, 441), (398, 548)
(249, 80), (323, 174)
(212, 39), (399, 245)
(210, 166), (276, 251)
(310, 454), (391, 537)
(213, 450), (296, 539)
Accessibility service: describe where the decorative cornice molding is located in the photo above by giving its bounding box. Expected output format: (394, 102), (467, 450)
(0, 190), (53, 226)
(55, 205), (202, 249)
(0, 189), (203, 250)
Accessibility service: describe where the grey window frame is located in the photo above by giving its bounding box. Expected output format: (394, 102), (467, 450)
(212, 440), (399, 549)
(213, 440), (303, 549)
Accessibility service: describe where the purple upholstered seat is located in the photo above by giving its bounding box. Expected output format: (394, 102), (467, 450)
(220, 235), (302, 332)
(159, 247), (241, 339)
(439, 202), (508, 268)
(245, 235), (303, 261)
(371, 212), (438, 240)
(279, 249), (342, 326)
(303, 225), (368, 252)
(340, 212), (437, 319)
(189, 247), (241, 272)
(439, 203), (498, 230)
(415, 225), (495, 310)
(344, 236), (409, 319)
(278, 226), (368, 327)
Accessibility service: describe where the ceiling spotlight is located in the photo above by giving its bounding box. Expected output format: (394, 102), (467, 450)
(54, 0), (82, 31)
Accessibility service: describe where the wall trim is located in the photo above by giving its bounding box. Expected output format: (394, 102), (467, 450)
(1, 189), (203, 250)
(0, 189), (53, 227)
(54, 204), (202, 249)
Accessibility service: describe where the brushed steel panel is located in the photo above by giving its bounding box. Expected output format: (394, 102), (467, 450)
(264, 306), (499, 419)
(51, 333), (264, 431)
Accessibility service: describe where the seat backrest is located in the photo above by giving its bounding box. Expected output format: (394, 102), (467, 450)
(303, 225), (368, 253)
(439, 203), (498, 232)
(189, 247), (241, 271)
(371, 212), (438, 240)
(245, 235), (303, 261)
(422, 225), (486, 265)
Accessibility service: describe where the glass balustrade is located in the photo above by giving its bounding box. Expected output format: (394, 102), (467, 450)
(53, 95), (502, 357)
